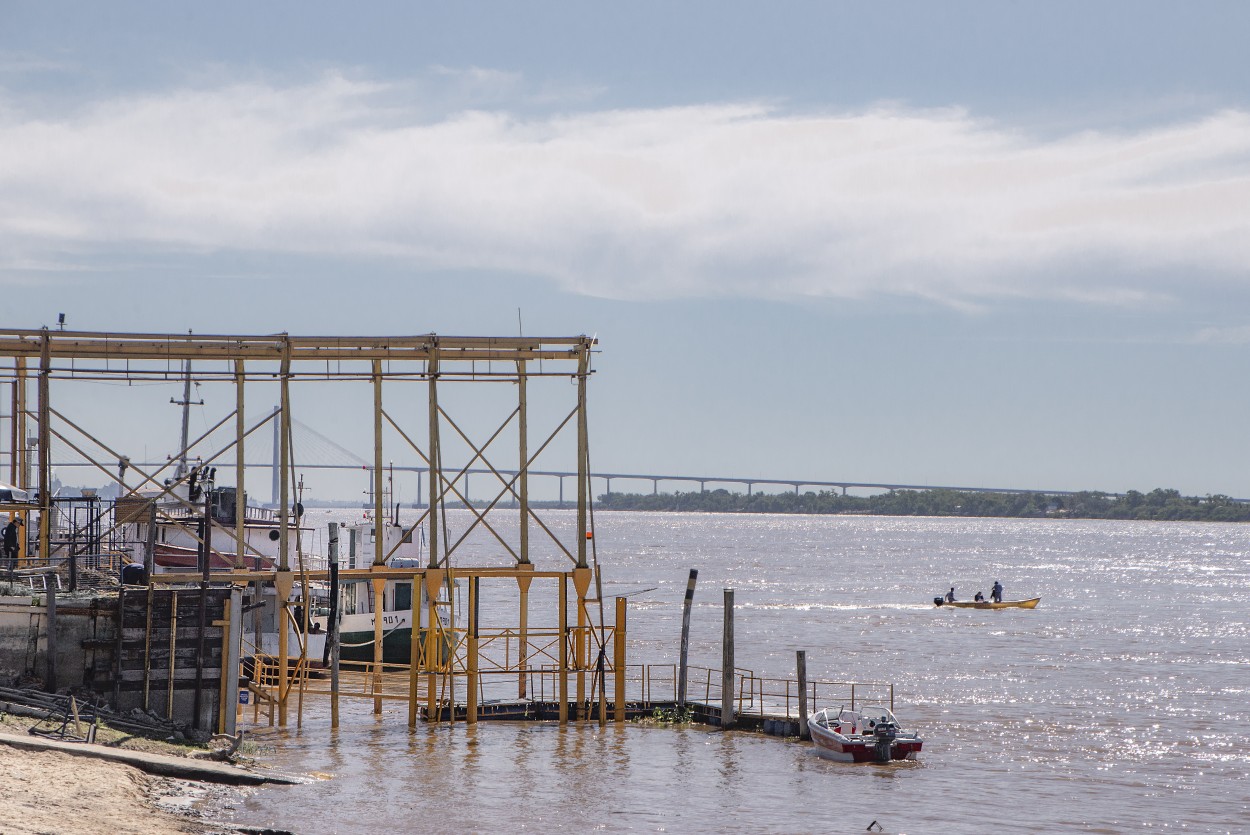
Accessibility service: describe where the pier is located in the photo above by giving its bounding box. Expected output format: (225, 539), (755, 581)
(0, 328), (896, 745)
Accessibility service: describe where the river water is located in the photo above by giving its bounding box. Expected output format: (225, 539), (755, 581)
(231, 511), (1249, 834)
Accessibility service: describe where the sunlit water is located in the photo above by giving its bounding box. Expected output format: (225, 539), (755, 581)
(232, 512), (1250, 834)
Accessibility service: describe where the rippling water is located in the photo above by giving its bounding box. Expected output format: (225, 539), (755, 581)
(235, 512), (1250, 834)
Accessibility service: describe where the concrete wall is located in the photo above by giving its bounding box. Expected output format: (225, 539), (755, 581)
(0, 594), (113, 691)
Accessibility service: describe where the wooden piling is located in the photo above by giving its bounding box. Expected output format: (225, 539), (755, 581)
(44, 582), (57, 693)
(796, 650), (810, 740)
(328, 522), (340, 729)
(721, 588), (734, 728)
(678, 569), (697, 707)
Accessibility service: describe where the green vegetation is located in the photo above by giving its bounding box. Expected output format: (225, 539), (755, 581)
(595, 487), (1250, 522)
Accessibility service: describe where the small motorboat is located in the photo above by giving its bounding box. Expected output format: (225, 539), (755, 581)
(933, 596), (1041, 609)
(808, 705), (923, 763)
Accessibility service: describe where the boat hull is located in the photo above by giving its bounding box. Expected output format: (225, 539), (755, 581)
(318, 610), (453, 666)
(808, 707), (923, 763)
(935, 597), (1041, 609)
(809, 722), (922, 763)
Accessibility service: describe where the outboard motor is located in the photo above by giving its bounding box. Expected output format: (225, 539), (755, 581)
(933, 596), (944, 607)
(873, 721), (898, 762)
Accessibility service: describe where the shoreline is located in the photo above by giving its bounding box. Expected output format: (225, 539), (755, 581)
(0, 713), (291, 835)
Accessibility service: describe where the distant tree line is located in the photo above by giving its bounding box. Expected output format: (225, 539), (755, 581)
(594, 487), (1250, 522)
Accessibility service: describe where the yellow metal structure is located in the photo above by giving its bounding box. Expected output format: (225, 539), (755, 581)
(0, 328), (604, 728)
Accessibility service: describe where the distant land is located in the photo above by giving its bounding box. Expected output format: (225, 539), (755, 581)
(593, 488), (1250, 522)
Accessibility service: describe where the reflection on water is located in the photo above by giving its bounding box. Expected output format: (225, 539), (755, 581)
(236, 513), (1250, 834)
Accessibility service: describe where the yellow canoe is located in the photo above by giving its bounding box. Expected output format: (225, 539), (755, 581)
(934, 597), (1041, 609)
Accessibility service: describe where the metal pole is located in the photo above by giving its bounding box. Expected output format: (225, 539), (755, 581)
(721, 588), (735, 729)
(678, 568), (697, 707)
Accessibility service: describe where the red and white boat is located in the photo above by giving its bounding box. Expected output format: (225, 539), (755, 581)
(808, 705), (923, 763)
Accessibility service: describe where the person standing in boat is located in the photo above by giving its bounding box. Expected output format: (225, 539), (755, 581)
(944, 587), (956, 603)
(991, 580), (1003, 603)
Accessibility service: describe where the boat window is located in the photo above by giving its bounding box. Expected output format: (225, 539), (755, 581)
(395, 582), (412, 612)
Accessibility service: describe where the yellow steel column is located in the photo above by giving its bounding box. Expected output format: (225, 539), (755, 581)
(371, 359), (385, 715)
(574, 568), (591, 718)
(466, 575), (478, 724)
(8, 358), (20, 487)
(13, 357), (27, 563)
(425, 349), (441, 721)
(516, 563), (533, 699)
(277, 341), (292, 727)
(558, 572), (568, 724)
(573, 344), (589, 718)
(576, 347), (588, 570)
(516, 358), (531, 699)
(37, 332), (50, 570)
(614, 596), (626, 723)
(407, 567), (423, 728)
(234, 360), (245, 568)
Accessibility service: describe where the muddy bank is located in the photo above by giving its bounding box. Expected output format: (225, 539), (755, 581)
(0, 713), (293, 834)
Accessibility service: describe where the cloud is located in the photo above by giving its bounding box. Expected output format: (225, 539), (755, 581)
(2, 72), (1249, 306)
(1191, 324), (1250, 344)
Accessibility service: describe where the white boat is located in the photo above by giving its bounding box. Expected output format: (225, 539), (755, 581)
(808, 705), (923, 763)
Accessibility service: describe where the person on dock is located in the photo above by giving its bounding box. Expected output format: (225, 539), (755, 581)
(944, 587), (956, 603)
(991, 580), (1003, 603)
(2, 517), (19, 575)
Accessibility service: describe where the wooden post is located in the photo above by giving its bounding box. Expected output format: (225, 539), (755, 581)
(797, 650), (810, 740)
(193, 493), (211, 731)
(328, 522), (340, 729)
(721, 588), (734, 729)
(167, 590), (178, 720)
(113, 588), (125, 707)
(222, 587), (242, 736)
(678, 568), (697, 707)
(144, 503), (157, 579)
(44, 580), (57, 693)
(614, 596), (626, 724)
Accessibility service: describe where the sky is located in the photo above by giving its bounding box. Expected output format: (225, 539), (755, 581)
(3, 1), (1250, 499)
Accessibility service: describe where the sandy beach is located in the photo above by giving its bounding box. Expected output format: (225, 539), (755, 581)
(0, 709), (287, 835)
(0, 743), (238, 835)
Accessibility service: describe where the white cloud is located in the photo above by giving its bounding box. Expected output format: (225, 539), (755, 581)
(2, 72), (1249, 306)
(1191, 324), (1250, 344)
